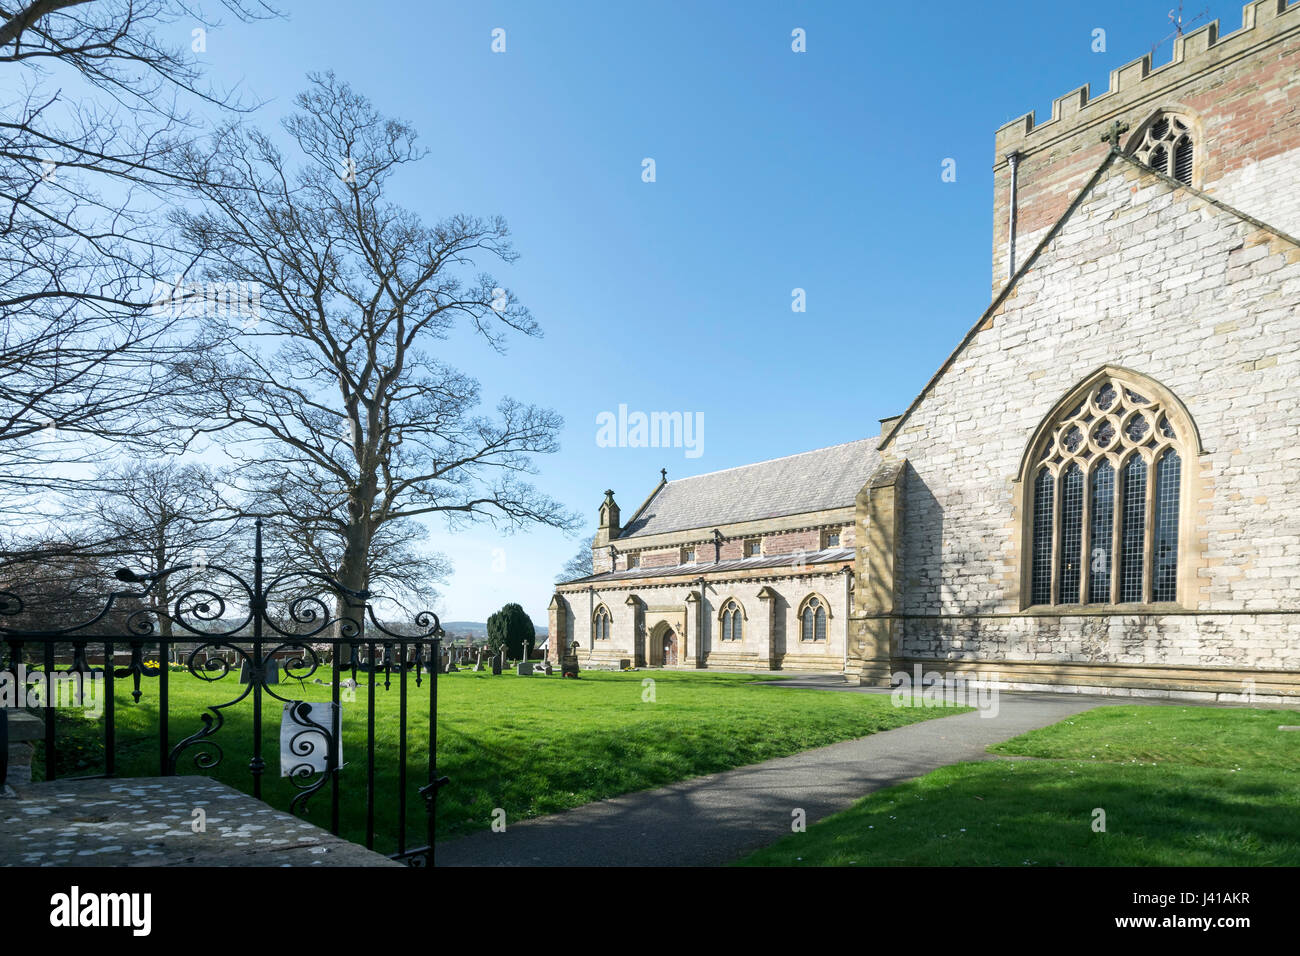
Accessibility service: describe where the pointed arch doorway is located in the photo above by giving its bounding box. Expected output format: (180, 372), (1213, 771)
(650, 620), (678, 666)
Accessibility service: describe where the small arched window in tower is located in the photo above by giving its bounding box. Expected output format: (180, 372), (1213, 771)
(1128, 111), (1196, 186)
(799, 596), (828, 642)
(720, 599), (743, 642)
(593, 605), (611, 641)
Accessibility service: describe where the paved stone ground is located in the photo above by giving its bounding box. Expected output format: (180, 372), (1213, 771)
(0, 776), (399, 867)
(434, 686), (1127, 867)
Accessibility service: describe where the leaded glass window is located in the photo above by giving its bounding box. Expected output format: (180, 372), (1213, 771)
(1026, 372), (1189, 607)
(1058, 464), (1084, 603)
(799, 596), (827, 642)
(594, 605), (611, 641)
(1120, 456), (1147, 603)
(720, 600), (743, 641)
(1087, 461), (1114, 603)
(1153, 450), (1181, 603)
(1031, 468), (1054, 604)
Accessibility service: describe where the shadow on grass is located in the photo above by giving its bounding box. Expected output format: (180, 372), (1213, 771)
(736, 760), (1300, 866)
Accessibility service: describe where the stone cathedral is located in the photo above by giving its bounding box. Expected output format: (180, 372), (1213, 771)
(550, 1), (1300, 702)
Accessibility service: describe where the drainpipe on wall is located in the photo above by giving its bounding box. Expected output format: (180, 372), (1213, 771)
(696, 575), (707, 669)
(1006, 150), (1020, 281)
(843, 566), (854, 676)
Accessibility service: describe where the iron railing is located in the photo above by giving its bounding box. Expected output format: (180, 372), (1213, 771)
(0, 519), (448, 866)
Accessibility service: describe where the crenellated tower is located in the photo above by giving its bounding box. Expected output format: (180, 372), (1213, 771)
(991, 0), (1300, 293)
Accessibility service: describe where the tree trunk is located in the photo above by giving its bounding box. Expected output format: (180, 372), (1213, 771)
(155, 579), (173, 642)
(334, 515), (372, 660)
(153, 542), (173, 642)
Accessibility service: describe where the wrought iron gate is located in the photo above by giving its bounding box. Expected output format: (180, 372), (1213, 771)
(0, 519), (448, 866)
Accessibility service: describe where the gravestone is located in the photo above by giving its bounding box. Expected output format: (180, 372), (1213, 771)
(473, 647), (485, 672)
(562, 640), (580, 677)
(238, 659), (280, 685)
(515, 661), (533, 676)
(490, 652), (502, 676)
(543, 660), (553, 676)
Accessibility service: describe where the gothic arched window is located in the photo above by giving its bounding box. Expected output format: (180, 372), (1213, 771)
(1022, 371), (1195, 607)
(1127, 111), (1197, 186)
(593, 605), (611, 641)
(719, 599), (743, 642)
(798, 595), (828, 642)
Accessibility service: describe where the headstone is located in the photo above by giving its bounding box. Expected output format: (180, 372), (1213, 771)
(473, 647), (485, 672)
(239, 659), (280, 685)
(516, 661), (533, 676)
(543, 660), (553, 676)
(490, 653), (502, 676)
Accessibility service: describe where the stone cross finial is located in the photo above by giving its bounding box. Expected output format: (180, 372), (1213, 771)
(1100, 120), (1130, 152)
(660, 468), (667, 482)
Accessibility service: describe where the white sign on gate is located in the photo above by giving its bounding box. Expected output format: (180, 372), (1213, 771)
(280, 701), (339, 777)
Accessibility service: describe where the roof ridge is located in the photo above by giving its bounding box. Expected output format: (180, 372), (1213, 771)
(1111, 150), (1300, 249)
(661, 436), (880, 485)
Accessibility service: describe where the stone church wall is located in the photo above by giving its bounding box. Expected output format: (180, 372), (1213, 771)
(887, 157), (1300, 691)
(555, 568), (851, 672)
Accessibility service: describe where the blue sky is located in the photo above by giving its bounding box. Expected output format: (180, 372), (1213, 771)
(184, 0), (1249, 624)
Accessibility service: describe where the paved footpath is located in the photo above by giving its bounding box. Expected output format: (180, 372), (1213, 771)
(435, 684), (1123, 867)
(0, 776), (399, 867)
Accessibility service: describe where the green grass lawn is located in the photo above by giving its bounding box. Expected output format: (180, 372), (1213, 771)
(33, 667), (964, 855)
(737, 704), (1300, 866)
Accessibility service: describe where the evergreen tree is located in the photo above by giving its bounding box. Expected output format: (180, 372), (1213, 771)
(487, 603), (536, 659)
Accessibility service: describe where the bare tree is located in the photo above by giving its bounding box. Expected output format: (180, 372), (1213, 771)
(556, 534), (594, 583)
(0, 0), (278, 501)
(254, 480), (451, 620)
(171, 73), (577, 628)
(68, 460), (239, 638)
(0, 528), (146, 635)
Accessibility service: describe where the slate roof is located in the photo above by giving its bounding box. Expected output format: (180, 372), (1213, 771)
(561, 547), (855, 586)
(617, 438), (880, 539)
